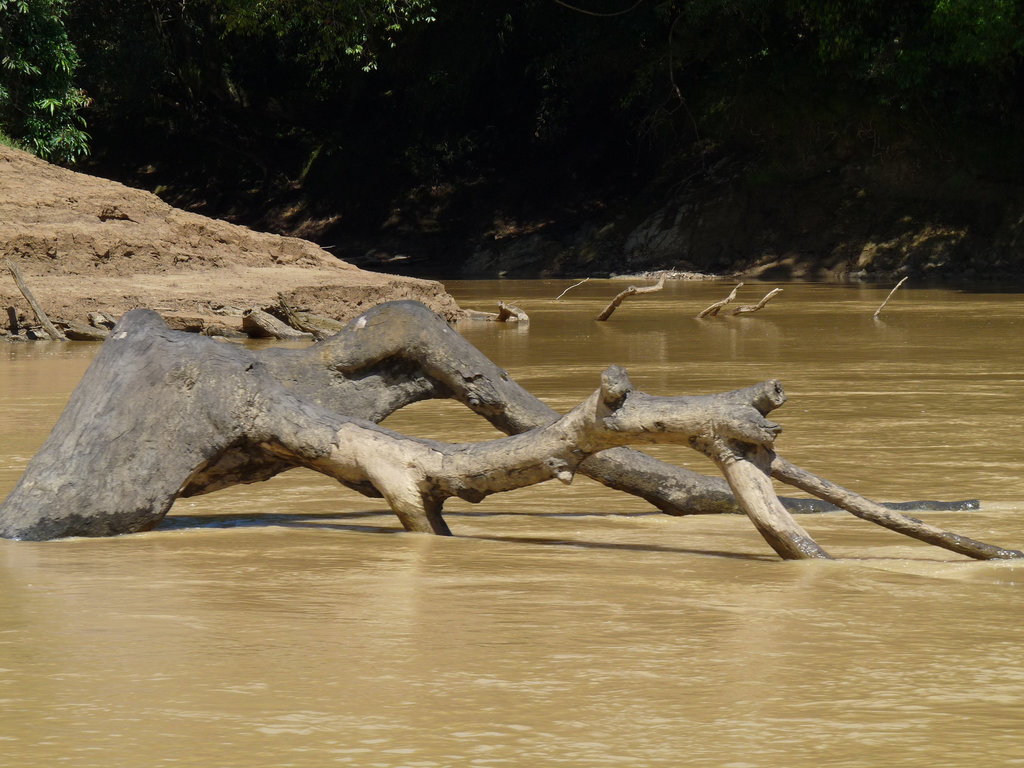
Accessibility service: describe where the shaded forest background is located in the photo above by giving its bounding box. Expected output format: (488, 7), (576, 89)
(4, 0), (1024, 281)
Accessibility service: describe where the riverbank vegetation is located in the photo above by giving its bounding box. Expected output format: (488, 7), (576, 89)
(4, 1), (1024, 280)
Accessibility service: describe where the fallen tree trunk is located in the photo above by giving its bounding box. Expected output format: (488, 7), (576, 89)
(0, 308), (795, 548)
(1, 300), (1016, 560)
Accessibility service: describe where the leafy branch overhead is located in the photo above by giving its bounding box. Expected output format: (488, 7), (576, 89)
(0, 0), (89, 162)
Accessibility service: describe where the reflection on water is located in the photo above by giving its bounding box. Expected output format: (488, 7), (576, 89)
(2, 281), (1024, 767)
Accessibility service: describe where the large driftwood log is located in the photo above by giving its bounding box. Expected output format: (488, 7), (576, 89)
(1, 300), (1016, 560)
(0, 308), (794, 547)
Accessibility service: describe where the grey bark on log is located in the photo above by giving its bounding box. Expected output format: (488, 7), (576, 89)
(0, 309), (788, 547)
(1, 300), (1014, 561)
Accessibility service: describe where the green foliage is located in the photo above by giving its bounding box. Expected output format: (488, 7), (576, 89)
(0, 0), (89, 162)
(932, 0), (1024, 67)
(216, 0), (437, 73)
(52, 0), (1024, 222)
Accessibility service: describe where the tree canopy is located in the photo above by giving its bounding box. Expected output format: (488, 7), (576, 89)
(9, 1), (1024, 171)
(3, 1), (1024, 275)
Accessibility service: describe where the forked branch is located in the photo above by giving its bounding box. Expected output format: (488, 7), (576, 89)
(596, 273), (667, 321)
(731, 287), (783, 315)
(697, 282), (742, 318)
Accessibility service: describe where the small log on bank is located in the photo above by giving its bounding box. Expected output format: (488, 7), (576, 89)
(3, 257), (66, 341)
(596, 273), (667, 321)
(276, 295), (345, 340)
(88, 312), (118, 330)
(60, 322), (109, 342)
(242, 307), (314, 340)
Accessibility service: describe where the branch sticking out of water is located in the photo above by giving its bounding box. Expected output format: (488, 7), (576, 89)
(555, 278), (590, 301)
(730, 288), (783, 315)
(596, 273), (667, 321)
(4, 257), (66, 341)
(874, 277), (909, 319)
(696, 282), (743, 318)
(770, 456), (1023, 560)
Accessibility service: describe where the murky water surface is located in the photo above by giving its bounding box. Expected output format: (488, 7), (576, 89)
(2, 281), (1023, 767)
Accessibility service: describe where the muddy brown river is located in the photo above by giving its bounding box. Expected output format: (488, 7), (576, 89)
(2, 280), (1023, 767)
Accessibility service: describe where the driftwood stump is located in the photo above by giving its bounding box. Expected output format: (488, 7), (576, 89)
(1, 300), (1018, 560)
(0, 306), (791, 546)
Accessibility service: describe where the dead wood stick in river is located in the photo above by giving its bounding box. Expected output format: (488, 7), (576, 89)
(769, 455), (1023, 560)
(696, 282), (743, 318)
(3, 257), (66, 340)
(494, 301), (529, 323)
(555, 277), (590, 301)
(874, 276), (909, 318)
(0, 313), (802, 555)
(731, 287), (783, 315)
(3, 300), (1015, 561)
(711, 443), (832, 560)
(596, 273), (667, 321)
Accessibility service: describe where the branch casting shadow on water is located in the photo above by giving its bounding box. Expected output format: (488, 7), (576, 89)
(159, 510), (778, 561)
